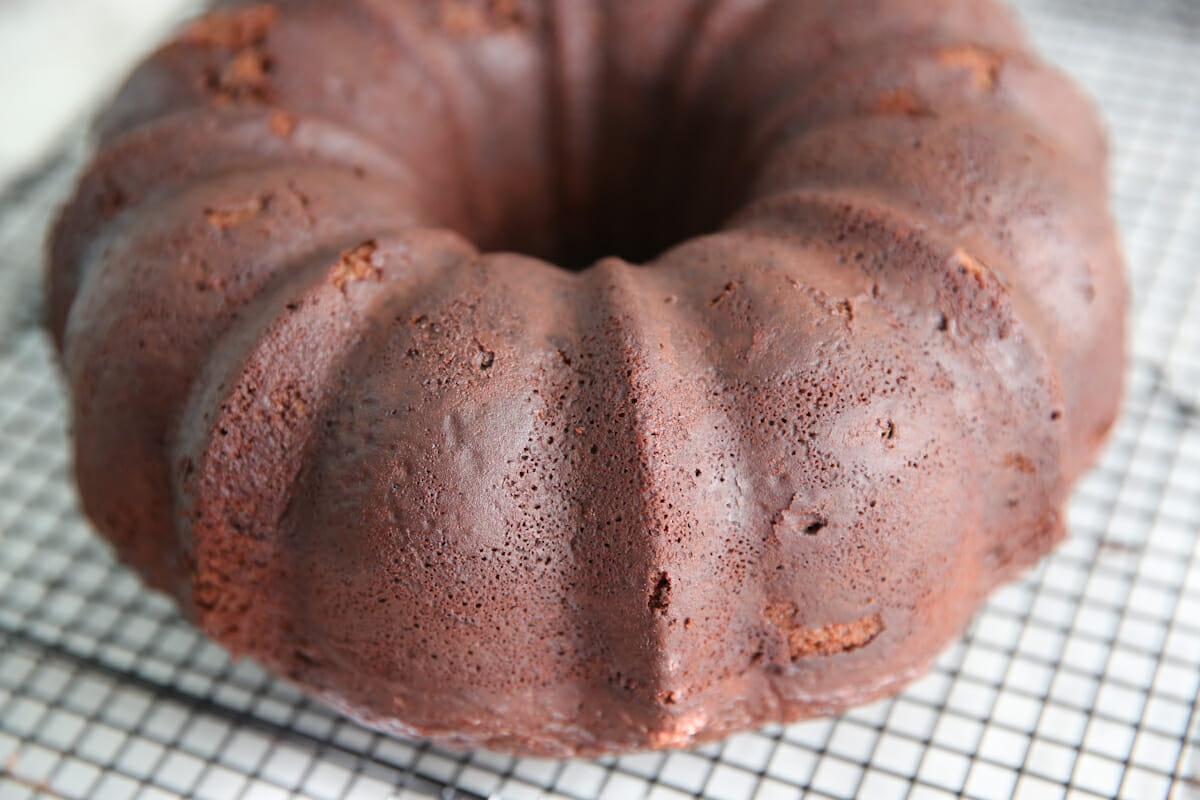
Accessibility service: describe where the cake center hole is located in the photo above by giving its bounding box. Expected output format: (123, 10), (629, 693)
(469, 115), (752, 271)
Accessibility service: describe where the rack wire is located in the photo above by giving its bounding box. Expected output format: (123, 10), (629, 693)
(1, 1), (1198, 798)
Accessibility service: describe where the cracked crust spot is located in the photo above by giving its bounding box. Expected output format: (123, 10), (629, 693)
(951, 248), (993, 286)
(269, 110), (297, 138)
(875, 87), (929, 116)
(329, 241), (381, 291)
(204, 194), (270, 229)
(938, 45), (1003, 91)
(205, 48), (274, 105)
(765, 602), (884, 660)
(440, 0), (524, 35)
(182, 4), (278, 49)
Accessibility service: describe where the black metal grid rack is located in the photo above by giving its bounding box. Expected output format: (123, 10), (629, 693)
(1, 1), (1198, 798)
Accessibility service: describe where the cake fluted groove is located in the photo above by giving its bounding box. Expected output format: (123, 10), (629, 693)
(48, 112), (420, 345)
(738, 39), (1108, 180)
(727, 187), (1069, 571)
(175, 227), (478, 660)
(643, 228), (997, 731)
(667, 0), (1030, 212)
(743, 108), (1122, 476)
(57, 166), (428, 589)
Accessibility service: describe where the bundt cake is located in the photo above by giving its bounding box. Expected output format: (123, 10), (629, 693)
(47, 0), (1125, 756)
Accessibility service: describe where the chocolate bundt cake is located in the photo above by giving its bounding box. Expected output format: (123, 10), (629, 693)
(48, 0), (1125, 755)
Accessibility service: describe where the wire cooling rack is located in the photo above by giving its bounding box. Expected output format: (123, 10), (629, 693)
(1, 1), (1198, 798)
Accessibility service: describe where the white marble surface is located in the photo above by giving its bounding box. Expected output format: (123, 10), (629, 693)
(0, 0), (199, 192)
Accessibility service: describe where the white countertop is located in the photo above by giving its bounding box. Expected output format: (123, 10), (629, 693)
(0, 0), (199, 192)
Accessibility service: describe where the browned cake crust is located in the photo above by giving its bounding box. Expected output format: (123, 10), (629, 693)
(47, 0), (1125, 756)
